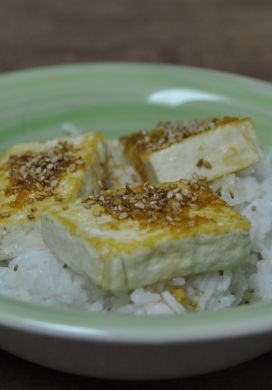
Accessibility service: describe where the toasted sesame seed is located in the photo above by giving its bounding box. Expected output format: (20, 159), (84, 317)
(196, 158), (204, 168)
(167, 191), (174, 199)
(229, 191), (235, 199)
(0, 212), (10, 218)
(68, 164), (76, 173)
(203, 160), (212, 169)
(182, 188), (190, 196)
(191, 172), (199, 181)
(175, 193), (183, 200)
(215, 185), (222, 197)
(81, 179), (214, 227)
(5, 141), (84, 203)
(170, 200), (179, 208)
(134, 202), (145, 209)
(50, 179), (58, 187)
(121, 118), (221, 154)
(191, 183), (199, 191)
(119, 212), (128, 219)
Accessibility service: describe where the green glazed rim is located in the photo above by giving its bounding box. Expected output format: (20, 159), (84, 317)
(0, 62), (272, 344)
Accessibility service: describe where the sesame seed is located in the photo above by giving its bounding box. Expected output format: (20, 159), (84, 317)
(203, 160), (212, 169)
(5, 141), (84, 203)
(191, 183), (199, 191)
(51, 155), (58, 163)
(182, 188), (190, 196)
(167, 191), (174, 199)
(119, 212), (128, 219)
(175, 193), (183, 200)
(27, 213), (35, 220)
(251, 205), (257, 211)
(196, 158), (203, 168)
(50, 179), (58, 187)
(68, 164), (76, 173)
(171, 201), (180, 209)
(0, 212), (10, 218)
(121, 118), (220, 154)
(229, 191), (235, 199)
(191, 173), (199, 181)
(134, 202), (145, 209)
(81, 179), (214, 227)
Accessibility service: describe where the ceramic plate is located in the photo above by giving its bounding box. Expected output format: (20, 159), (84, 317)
(1, 63), (272, 380)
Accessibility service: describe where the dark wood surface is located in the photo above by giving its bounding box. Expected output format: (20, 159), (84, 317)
(1, 0), (272, 388)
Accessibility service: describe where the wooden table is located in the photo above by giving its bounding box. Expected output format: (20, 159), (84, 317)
(1, 0), (272, 388)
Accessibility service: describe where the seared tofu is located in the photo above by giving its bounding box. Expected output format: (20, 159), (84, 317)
(0, 132), (107, 259)
(120, 117), (264, 183)
(41, 180), (251, 292)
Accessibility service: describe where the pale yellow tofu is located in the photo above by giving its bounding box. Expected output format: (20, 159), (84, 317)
(0, 132), (107, 259)
(120, 117), (264, 183)
(41, 180), (251, 292)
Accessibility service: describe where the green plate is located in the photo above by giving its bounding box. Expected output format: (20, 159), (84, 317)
(1, 63), (272, 379)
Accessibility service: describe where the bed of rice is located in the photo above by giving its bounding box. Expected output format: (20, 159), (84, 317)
(0, 149), (272, 315)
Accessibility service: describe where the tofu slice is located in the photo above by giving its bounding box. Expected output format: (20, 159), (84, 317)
(0, 132), (107, 259)
(106, 139), (142, 189)
(41, 180), (251, 292)
(120, 117), (264, 183)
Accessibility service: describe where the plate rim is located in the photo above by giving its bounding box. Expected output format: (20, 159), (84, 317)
(0, 62), (272, 344)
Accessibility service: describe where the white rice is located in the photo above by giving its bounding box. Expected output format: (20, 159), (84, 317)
(1, 152), (272, 315)
(61, 122), (82, 137)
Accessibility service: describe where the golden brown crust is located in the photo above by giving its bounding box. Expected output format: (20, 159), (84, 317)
(0, 132), (103, 223)
(4, 141), (84, 209)
(82, 178), (232, 230)
(120, 117), (241, 180)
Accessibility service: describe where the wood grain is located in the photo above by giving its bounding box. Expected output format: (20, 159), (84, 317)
(0, 0), (272, 387)
(1, 0), (272, 81)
